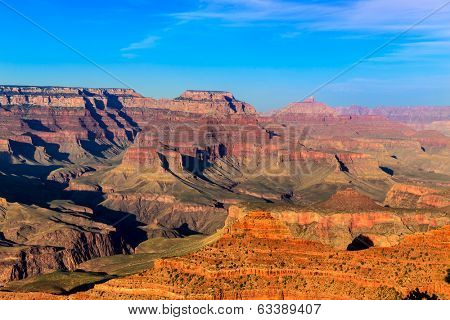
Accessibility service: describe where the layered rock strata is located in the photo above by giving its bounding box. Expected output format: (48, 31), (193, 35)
(0, 199), (129, 285)
(71, 211), (450, 300)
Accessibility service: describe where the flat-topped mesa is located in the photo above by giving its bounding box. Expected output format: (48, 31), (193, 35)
(0, 85), (141, 108)
(0, 85), (141, 97)
(170, 90), (257, 115)
(118, 90), (257, 115)
(275, 96), (337, 116)
(178, 90), (234, 101)
(0, 85), (257, 115)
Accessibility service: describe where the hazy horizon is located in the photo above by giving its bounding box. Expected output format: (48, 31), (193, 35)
(1, 82), (449, 112)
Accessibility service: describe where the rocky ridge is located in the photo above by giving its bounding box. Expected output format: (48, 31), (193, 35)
(71, 211), (450, 300)
(0, 84), (449, 290)
(0, 198), (130, 285)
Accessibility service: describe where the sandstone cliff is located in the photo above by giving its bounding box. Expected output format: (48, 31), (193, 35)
(228, 188), (450, 249)
(273, 96), (337, 116)
(384, 184), (450, 209)
(0, 200), (130, 285)
(0, 84), (449, 293)
(71, 211), (450, 300)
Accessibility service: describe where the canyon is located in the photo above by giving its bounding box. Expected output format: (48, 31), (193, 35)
(70, 211), (450, 300)
(0, 85), (448, 299)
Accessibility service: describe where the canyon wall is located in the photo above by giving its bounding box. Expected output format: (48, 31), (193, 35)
(0, 199), (130, 285)
(72, 211), (450, 300)
(0, 85), (449, 288)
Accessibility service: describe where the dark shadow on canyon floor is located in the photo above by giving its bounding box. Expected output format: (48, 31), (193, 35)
(347, 235), (374, 251)
(0, 164), (148, 250)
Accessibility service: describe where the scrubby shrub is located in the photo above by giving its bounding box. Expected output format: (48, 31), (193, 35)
(404, 288), (439, 300)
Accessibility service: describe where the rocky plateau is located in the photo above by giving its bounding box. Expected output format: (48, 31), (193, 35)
(0, 85), (448, 299)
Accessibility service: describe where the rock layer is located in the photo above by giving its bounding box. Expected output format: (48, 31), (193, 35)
(0, 199), (130, 285)
(0, 85), (449, 294)
(71, 211), (450, 300)
(384, 184), (450, 209)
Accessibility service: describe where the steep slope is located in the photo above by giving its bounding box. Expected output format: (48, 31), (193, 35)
(273, 96), (337, 116)
(229, 188), (450, 249)
(0, 86), (140, 165)
(0, 198), (130, 285)
(71, 211), (450, 300)
(0, 84), (449, 292)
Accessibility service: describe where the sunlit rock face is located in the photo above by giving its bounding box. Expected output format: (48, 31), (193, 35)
(114, 89), (256, 116)
(71, 211), (450, 300)
(0, 84), (449, 290)
(227, 187), (450, 250)
(274, 96), (337, 116)
(384, 184), (450, 209)
(0, 198), (130, 286)
(178, 90), (234, 101)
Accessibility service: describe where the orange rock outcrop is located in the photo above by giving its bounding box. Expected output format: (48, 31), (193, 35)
(70, 211), (450, 300)
(385, 184), (450, 209)
(275, 97), (337, 116)
(1, 84), (449, 291)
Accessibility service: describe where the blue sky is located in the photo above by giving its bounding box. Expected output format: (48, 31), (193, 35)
(0, 0), (449, 111)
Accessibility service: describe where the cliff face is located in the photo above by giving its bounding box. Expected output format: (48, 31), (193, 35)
(0, 84), (449, 291)
(0, 199), (130, 285)
(0, 86), (256, 165)
(113, 90), (256, 115)
(384, 184), (450, 209)
(228, 188), (450, 249)
(0, 86), (142, 164)
(0, 85), (140, 107)
(73, 211), (450, 300)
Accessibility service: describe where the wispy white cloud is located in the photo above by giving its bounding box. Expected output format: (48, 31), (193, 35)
(121, 35), (160, 52)
(175, 0), (450, 31)
(314, 0), (450, 33)
(173, 0), (450, 61)
(369, 40), (450, 62)
(173, 0), (334, 23)
(328, 74), (450, 93)
(121, 53), (137, 59)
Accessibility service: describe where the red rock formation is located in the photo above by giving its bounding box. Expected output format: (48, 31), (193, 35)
(0, 85), (140, 108)
(0, 199), (130, 285)
(0, 84), (449, 293)
(228, 186), (450, 249)
(70, 212), (450, 300)
(274, 96), (337, 116)
(318, 188), (381, 211)
(0, 198), (6, 219)
(118, 90), (256, 115)
(0, 86), (141, 164)
(384, 184), (450, 209)
(46, 166), (95, 184)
